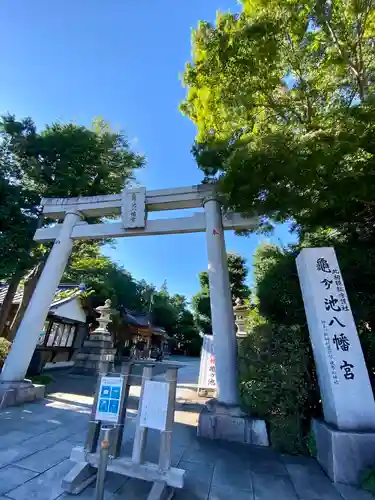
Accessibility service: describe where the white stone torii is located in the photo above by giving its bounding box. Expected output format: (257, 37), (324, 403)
(0, 184), (258, 412)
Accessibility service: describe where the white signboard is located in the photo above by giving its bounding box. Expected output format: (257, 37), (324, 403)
(198, 335), (216, 391)
(296, 247), (375, 430)
(95, 375), (123, 423)
(122, 187), (146, 229)
(140, 380), (169, 431)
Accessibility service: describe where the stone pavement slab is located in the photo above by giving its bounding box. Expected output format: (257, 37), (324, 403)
(0, 430), (34, 448)
(209, 485), (253, 500)
(0, 465), (38, 495)
(113, 478), (151, 499)
(286, 461), (344, 500)
(16, 439), (75, 473)
(0, 425), (83, 469)
(6, 459), (74, 500)
(335, 483), (375, 500)
(178, 460), (214, 500)
(253, 472), (298, 500)
(0, 361), (371, 500)
(212, 458), (253, 491)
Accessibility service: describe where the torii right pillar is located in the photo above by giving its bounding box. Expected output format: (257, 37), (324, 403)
(198, 195), (268, 446)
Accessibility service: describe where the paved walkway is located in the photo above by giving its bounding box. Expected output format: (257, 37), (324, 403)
(0, 360), (372, 499)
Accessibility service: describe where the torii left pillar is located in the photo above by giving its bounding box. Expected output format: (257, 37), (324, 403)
(0, 210), (81, 406)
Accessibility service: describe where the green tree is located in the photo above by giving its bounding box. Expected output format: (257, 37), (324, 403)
(151, 283), (180, 336)
(191, 273), (212, 335)
(169, 294), (202, 355)
(0, 173), (41, 334)
(0, 115), (145, 337)
(63, 244), (141, 310)
(181, 0), (375, 235)
(192, 252), (250, 333)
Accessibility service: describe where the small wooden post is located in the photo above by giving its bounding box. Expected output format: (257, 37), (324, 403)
(108, 362), (132, 457)
(132, 364), (153, 464)
(158, 367), (178, 471)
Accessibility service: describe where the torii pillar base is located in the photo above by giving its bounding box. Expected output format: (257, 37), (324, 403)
(197, 399), (269, 446)
(0, 380), (45, 409)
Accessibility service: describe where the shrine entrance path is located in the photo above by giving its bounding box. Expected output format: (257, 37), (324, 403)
(0, 358), (370, 500)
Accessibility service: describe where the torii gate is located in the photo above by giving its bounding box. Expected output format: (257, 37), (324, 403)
(0, 185), (263, 439)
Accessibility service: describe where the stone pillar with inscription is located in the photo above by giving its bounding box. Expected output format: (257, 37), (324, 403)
(296, 247), (375, 484)
(72, 300), (117, 376)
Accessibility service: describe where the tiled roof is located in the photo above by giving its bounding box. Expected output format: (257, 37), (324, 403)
(0, 283), (81, 306)
(121, 307), (167, 336)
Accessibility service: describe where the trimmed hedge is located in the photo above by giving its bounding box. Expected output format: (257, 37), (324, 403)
(0, 337), (11, 369)
(238, 321), (321, 455)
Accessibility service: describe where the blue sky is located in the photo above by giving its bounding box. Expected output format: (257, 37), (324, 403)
(0, 0), (296, 299)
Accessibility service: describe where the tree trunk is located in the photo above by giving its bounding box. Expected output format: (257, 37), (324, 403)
(8, 260), (46, 341)
(0, 274), (22, 338)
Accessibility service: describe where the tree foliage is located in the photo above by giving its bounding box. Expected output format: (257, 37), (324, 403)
(0, 114), (145, 335)
(0, 115), (145, 280)
(181, 0), (375, 235)
(0, 175), (39, 280)
(0, 337), (10, 368)
(192, 252), (250, 334)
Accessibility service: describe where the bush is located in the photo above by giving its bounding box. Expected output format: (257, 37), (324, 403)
(360, 468), (375, 495)
(306, 428), (317, 458)
(30, 374), (53, 386)
(0, 337), (11, 369)
(238, 320), (321, 455)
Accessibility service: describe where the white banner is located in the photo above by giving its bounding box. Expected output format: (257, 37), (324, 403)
(198, 335), (216, 391)
(122, 187), (146, 228)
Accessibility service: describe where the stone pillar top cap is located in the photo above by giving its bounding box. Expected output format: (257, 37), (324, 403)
(233, 297), (247, 310)
(95, 299), (113, 312)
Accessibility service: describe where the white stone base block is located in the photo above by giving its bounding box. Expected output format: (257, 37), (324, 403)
(313, 419), (375, 485)
(197, 404), (269, 446)
(0, 380), (45, 408)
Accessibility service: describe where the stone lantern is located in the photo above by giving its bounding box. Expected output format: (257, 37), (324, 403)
(91, 299), (113, 340)
(73, 299), (117, 375)
(233, 297), (248, 341)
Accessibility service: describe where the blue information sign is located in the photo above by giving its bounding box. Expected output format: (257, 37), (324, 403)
(95, 376), (123, 423)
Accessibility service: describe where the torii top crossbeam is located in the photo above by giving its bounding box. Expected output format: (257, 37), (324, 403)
(35, 185), (258, 242)
(40, 184), (214, 218)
